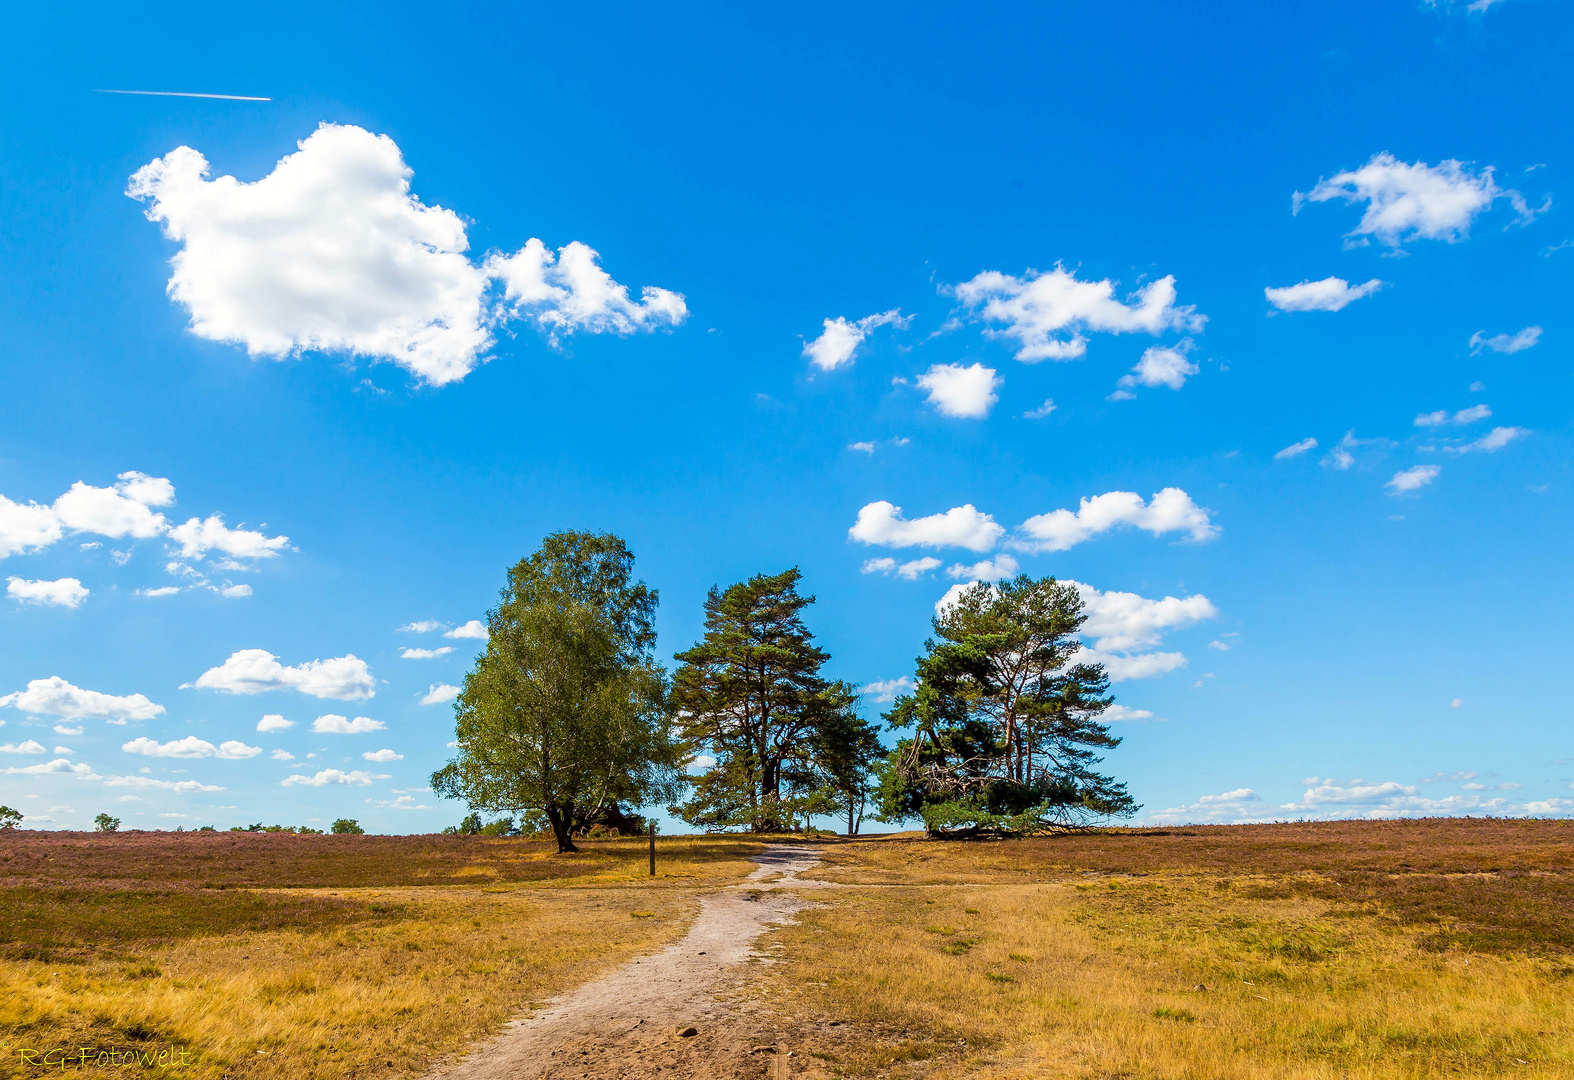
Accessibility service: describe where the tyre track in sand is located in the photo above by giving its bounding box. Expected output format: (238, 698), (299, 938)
(427, 845), (823, 1080)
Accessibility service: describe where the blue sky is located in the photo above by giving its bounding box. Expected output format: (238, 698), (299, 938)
(2, 1), (1570, 831)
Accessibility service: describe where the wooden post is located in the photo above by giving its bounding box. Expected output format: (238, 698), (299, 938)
(648, 821), (656, 876)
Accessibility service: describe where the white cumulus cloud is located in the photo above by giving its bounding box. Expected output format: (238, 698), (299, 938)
(444, 620), (489, 641)
(0, 676), (165, 722)
(0, 495), (64, 559)
(1073, 647), (1189, 683)
(1264, 276), (1384, 312)
(400, 647), (453, 660)
(860, 676), (915, 704)
(420, 683), (462, 706)
(128, 124), (489, 386)
(1294, 152), (1539, 247)
(122, 736), (215, 758)
(916, 362), (1001, 418)
(945, 554), (1020, 582)
(1101, 704), (1156, 722)
(121, 735), (261, 760)
(1470, 326), (1541, 354)
(192, 649), (376, 700)
(1387, 465), (1442, 492)
(52, 472), (172, 540)
(166, 515), (288, 560)
(802, 310), (908, 371)
(0, 740), (47, 754)
(1015, 488), (1218, 553)
(1275, 437), (1318, 460)
(849, 502), (1004, 552)
(933, 581), (986, 617)
(398, 620), (444, 633)
(311, 714), (385, 734)
(129, 123), (685, 388)
(1, 473), (290, 596)
(1071, 581), (1219, 653)
(282, 768), (384, 787)
(7, 577), (89, 608)
(952, 265), (1204, 362)
(1111, 340), (1199, 398)
(216, 740), (261, 759)
(485, 238), (687, 347)
(362, 748), (403, 762)
(1277, 777), (1502, 818)
(1148, 788), (1267, 825)
(4, 757), (99, 778)
(103, 774), (225, 793)
(256, 714), (293, 732)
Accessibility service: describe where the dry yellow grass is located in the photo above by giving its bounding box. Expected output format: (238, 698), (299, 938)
(0, 835), (765, 1080)
(2, 887), (695, 1079)
(752, 832), (1574, 1080)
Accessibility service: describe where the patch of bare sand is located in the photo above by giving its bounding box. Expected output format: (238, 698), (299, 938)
(428, 846), (834, 1080)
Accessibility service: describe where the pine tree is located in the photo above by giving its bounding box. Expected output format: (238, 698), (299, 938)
(876, 574), (1138, 836)
(671, 568), (861, 832)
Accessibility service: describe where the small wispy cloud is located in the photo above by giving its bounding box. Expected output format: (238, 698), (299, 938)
(96, 89), (271, 102)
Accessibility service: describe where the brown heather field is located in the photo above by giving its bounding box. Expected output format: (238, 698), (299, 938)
(4, 819), (1574, 1079)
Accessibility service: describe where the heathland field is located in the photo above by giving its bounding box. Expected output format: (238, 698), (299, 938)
(4, 819), (1574, 1079)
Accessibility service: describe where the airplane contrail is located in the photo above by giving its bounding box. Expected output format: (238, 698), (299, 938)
(95, 89), (271, 102)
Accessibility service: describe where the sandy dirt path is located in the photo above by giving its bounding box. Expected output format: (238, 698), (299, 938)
(428, 845), (824, 1080)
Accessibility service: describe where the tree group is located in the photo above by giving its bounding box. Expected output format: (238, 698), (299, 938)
(432, 532), (1137, 848)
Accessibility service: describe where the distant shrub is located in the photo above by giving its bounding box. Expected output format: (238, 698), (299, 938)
(0, 805), (23, 829)
(94, 813), (120, 833)
(331, 819), (364, 835)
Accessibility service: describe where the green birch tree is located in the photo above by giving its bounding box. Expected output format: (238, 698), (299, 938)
(430, 531), (681, 853)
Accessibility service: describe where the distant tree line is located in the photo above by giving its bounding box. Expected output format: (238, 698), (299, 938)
(432, 531), (1137, 852)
